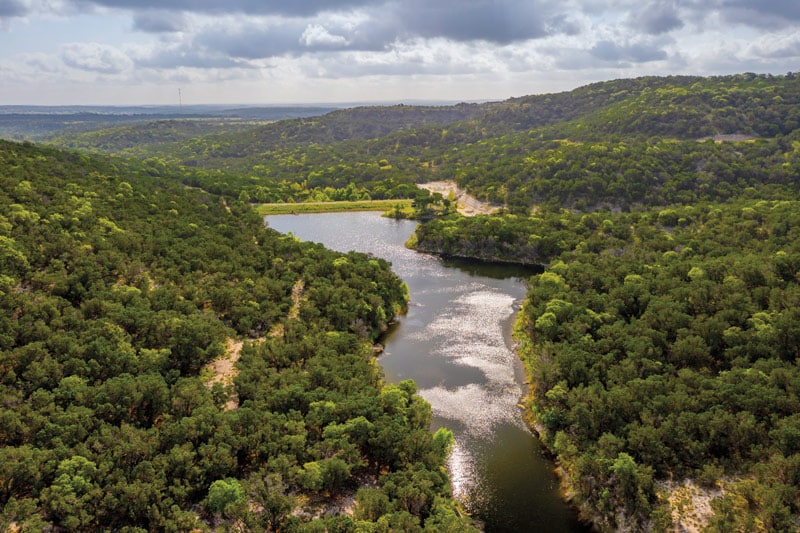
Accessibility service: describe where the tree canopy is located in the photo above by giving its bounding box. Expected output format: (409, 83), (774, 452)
(0, 140), (472, 531)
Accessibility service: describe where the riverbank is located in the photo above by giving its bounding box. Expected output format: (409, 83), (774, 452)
(512, 310), (604, 531)
(513, 299), (716, 532)
(266, 211), (587, 532)
(256, 199), (413, 215)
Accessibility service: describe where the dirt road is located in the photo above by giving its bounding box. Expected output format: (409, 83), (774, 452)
(417, 181), (499, 216)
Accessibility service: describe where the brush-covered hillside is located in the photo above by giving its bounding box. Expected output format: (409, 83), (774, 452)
(0, 140), (473, 531)
(407, 74), (800, 531)
(29, 73), (800, 530)
(48, 73), (800, 212)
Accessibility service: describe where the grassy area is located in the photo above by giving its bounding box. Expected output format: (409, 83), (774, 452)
(256, 199), (414, 215)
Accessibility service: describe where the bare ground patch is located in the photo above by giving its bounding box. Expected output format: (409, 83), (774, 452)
(659, 478), (722, 532)
(697, 133), (759, 143)
(204, 338), (244, 411)
(418, 181), (499, 216)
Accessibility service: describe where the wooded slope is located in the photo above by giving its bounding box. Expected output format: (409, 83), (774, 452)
(0, 140), (471, 531)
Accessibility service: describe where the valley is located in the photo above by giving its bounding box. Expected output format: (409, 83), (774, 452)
(2, 73), (800, 531)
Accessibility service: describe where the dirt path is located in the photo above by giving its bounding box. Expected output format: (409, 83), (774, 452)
(418, 180), (499, 216)
(288, 279), (304, 319)
(205, 338), (244, 411)
(205, 279), (305, 410)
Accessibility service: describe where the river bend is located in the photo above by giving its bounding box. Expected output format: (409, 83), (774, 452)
(266, 212), (587, 532)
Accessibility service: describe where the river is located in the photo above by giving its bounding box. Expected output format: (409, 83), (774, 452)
(265, 212), (588, 532)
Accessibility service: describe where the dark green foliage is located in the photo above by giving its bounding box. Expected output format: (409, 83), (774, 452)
(397, 76), (800, 531)
(0, 140), (472, 531)
(11, 72), (800, 530)
(490, 202), (800, 529)
(409, 197), (800, 529)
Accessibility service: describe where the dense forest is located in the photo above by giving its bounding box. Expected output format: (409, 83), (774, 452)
(414, 203), (800, 529)
(515, 201), (800, 531)
(0, 141), (473, 531)
(405, 75), (800, 530)
(6, 72), (800, 530)
(45, 74), (800, 212)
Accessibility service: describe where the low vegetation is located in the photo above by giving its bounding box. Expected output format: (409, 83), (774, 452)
(257, 199), (413, 216)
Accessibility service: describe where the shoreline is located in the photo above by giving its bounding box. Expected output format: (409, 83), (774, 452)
(256, 198), (413, 216)
(513, 307), (602, 532)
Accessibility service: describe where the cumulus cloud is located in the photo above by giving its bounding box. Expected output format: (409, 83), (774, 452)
(4, 0), (800, 104)
(61, 42), (133, 73)
(71, 0), (577, 46)
(121, 0), (581, 72)
(300, 24), (349, 48)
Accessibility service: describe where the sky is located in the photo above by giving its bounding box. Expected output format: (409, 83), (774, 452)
(0, 0), (798, 106)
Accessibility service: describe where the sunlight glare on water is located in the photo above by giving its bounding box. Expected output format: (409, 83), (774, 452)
(265, 212), (590, 533)
(417, 290), (523, 440)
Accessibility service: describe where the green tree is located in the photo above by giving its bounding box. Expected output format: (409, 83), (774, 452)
(206, 478), (246, 518)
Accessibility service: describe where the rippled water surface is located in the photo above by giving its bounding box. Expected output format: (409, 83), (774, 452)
(266, 212), (588, 532)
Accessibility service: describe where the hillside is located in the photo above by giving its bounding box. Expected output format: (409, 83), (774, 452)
(405, 74), (800, 530)
(49, 102), (486, 158)
(7, 73), (800, 530)
(45, 73), (800, 214)
(0, 140), (473, 531)
(413, 200), (800, 531)
(50, 119), (273, 154)
(0, 105), (335, 142)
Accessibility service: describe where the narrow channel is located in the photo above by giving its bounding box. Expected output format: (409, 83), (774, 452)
(266, 212), (589, 532)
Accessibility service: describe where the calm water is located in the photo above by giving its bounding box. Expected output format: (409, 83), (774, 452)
(266, 212), (589, 532)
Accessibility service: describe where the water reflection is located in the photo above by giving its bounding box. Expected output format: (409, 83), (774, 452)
(266, 212), (589, 532)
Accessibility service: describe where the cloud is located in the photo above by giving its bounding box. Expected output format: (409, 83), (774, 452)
(299, 39), (499, 78)
(718, 0), (800, 29)
(0, 0), (28, 18)
(390, 0), (556, 44)
(628, 1), (684, 35)
(141, 16), (384, 67)
(194, 21), (311, 60)
(550, 34), (670, 70)
(126, 0), (580, 72)
(133, 42), (245, 69)
(745, 32), (800, 60)
(590, 39), (668, 63)
(73, 0), (376, 18)
(61, 42), (133, 73)
(73, 0), (576, 46)
(132, 10), (186, 33)
(300, 24), (348, 48)
(4, 0), (800, 105)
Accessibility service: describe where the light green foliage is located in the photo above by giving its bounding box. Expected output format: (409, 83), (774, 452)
(207, 478), (246, 517)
